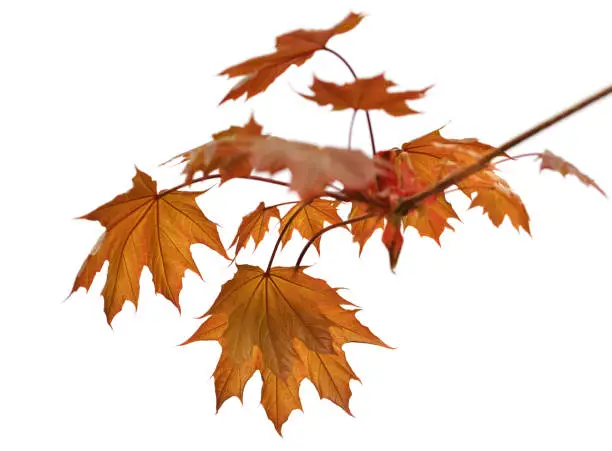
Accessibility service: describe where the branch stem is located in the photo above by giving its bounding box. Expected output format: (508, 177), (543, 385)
(160, 174), (349, 202)
(324, 47), (377, 156)
(266, 199), (314, 273)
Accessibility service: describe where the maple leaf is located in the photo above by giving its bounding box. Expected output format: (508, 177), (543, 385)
(219, 12), (364, 103)
(400, 128), (498, 183)
(538, 150), (606, 196)
(280, 199), (346, 253)
(300, 74), (429, 116)
(71, 169), (228, 324)
(230, 202), (280, 259)
(459, 171), (530, 233)
(397, 130), (528, 233)
(183, 265), (387, 434)
(402, 193), (459, 244)
(348, 201), (384, 254)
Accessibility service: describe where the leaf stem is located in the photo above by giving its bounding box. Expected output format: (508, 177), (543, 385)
(265, 200), (299, 210)
(492, 152), (541, 166)
(266, 199), (314, 273)
(161, 174), (349, 202)
(348, 109), (357, 151)
(395, 84), (612, 216)
(294, 212), (377, 269)
(324, 47), (377, 156)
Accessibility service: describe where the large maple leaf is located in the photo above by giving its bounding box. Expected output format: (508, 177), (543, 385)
(71, 169), (228, 324)
(280, 199), (347, 253)
(183, 265), (387, 434)
(219, 12), (364, 103)
(300, 74), (429, 116)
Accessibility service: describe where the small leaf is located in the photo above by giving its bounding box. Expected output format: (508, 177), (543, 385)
(300, 74), (429, 116)
(231, 202), (280, 258)
(402, 194), (459, 244)
(280, 199), (346, 253)
(382, 216), (404, 271)
(348, 201), (384, 254)
(538, 150), (606, 196)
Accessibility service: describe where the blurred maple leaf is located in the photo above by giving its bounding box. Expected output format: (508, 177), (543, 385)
(178, 116), (388, 199)
(538, 150), (606, 196)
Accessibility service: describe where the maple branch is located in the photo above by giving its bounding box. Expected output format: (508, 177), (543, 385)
(266, 199), (315, 273)
(161, 174), (350, 202)
(324, 47), (377, 156)
(395, 84), (612, 216)
(294, 212), (377, 269)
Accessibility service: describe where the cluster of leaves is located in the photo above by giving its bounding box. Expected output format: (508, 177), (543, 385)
(70, 12), (605, 434)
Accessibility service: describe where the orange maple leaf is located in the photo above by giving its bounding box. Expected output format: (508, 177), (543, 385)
(459, 171), (530, 233)
(300, 74), (429, 116)
(402, 193), (459, 244)
(230, 202), (280, 258)
(280, 199), (346, 253)
(398, 130), (528, 233)
(348, 201), (384, 254)
(400, 129), (497, 182)
(71, 169), (228, 324)
(183, 265), (387, 434)
(538, 150), (606, 196)
(219, 12), (364, 103)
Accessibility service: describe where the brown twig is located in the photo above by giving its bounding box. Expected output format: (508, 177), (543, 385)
(395, 84), (612, 216)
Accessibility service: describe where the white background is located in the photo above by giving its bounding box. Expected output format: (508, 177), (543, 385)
(1, 0), (611, 449)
